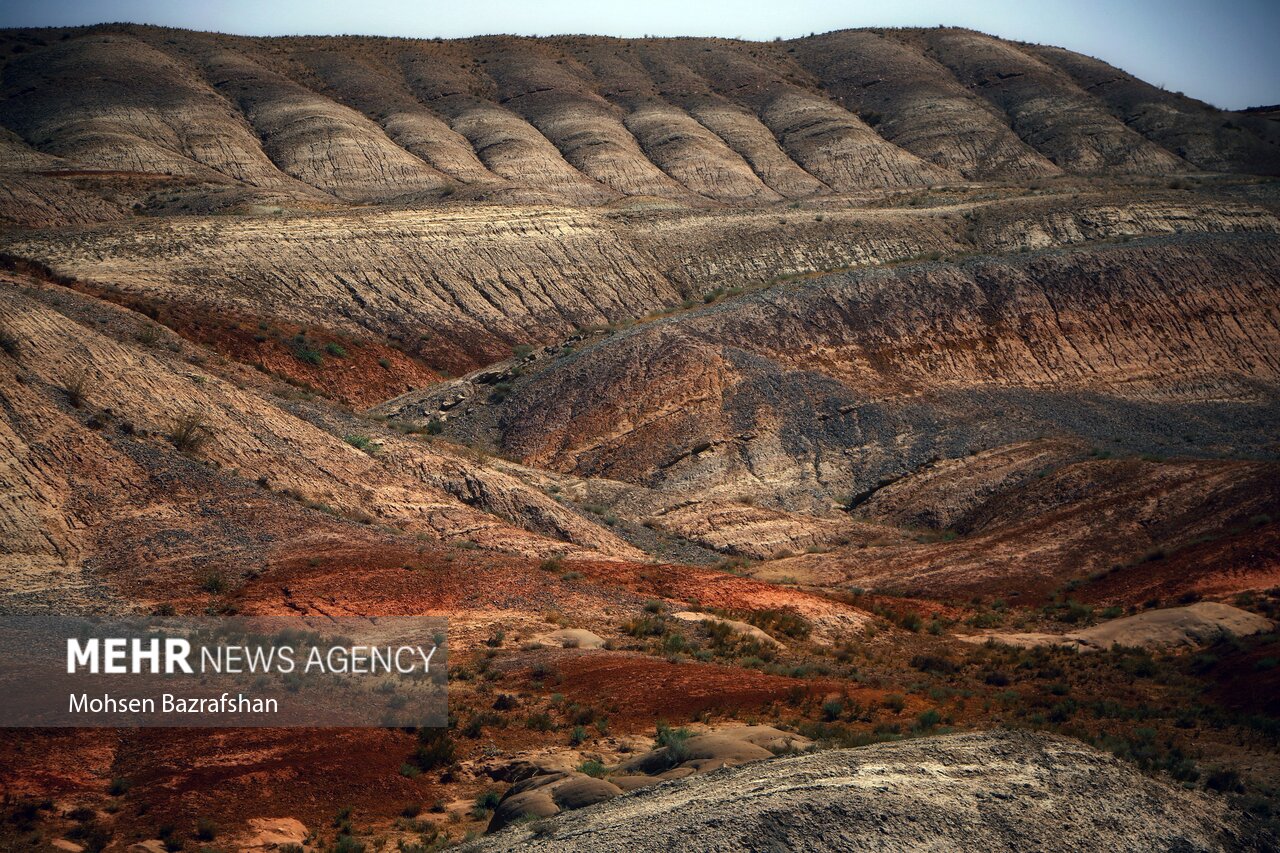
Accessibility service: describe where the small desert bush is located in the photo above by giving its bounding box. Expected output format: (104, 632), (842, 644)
(410, 728), (455, 772)
(472, 789), (501, 817)
(65, 366), (95, 408)
(168, 412), (210, 453)
(199, 571), (227, 594)
(915, 709), (942, 730)
(525, 712), (554, 731)
(656, 723), (693, 764)
(577, 759), (607, 777)
(0, 324), (19, 357)
(195, 818), (218, 841)
(344, 433), (377, 453)
(909, 654), (957, 674)
(622, 615), (666, 637)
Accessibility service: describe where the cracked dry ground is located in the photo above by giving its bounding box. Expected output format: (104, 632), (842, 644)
(0, 21), (1279, 853)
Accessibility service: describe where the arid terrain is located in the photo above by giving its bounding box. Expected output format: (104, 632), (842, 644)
(0, 22), (1278, 852)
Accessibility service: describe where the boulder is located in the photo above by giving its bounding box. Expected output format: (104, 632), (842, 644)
(529, 628), (606, 650)
(487, 771), (622, 833)
(231, 818), (309, 851)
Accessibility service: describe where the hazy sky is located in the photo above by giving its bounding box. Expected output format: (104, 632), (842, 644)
(2, 0), (1276, 110)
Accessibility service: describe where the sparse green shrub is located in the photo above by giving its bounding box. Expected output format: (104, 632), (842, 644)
(656, 723), (693, 764)
(1205, 768), (1243, 793)
(622, 615), (666, 637)
(661, 632), (688, 654)
(910, 654), (956, 674)
(525, 712), (554, 731)
(472, 789), (501, 818)
(333, 836), (365, 853)
(344, 433), (377, 453)
(324, 342), (347, 357)
(916, 709), (942, 730)
(290, 334), (324, 365)
(577, 759), (606, 778)
(745, 609), (812, 640)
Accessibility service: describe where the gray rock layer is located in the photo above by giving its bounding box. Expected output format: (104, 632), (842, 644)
(465, 730), (1241, 852)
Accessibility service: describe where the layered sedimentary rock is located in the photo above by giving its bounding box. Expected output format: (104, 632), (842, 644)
(2, 25), (1277, 224)
(4, 195), (1273, 372)
(389, 234), (1280, 511)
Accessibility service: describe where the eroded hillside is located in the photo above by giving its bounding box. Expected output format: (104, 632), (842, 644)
(1, 24), (1278, 227)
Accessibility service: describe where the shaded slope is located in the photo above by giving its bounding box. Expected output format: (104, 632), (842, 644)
(791, 30), (1059, 179)
(1028, 43), (1280, 176)
(902, 28), (1192, 174)
(393, 234), (1280, 509)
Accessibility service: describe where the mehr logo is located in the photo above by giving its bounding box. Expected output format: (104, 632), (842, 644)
(0, 613), (449, 728)
(66, 637), (438, 675)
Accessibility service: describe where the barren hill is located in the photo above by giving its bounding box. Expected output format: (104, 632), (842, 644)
(1, 24), (1278, 225)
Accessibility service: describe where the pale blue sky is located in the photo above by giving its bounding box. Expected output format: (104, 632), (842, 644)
(2, 0), (1276, 110)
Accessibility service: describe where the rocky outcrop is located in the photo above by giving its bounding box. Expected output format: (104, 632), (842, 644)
(466, 730), (1243, 852)
(485, 725), (811, 832)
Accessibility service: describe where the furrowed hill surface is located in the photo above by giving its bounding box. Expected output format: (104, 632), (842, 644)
(1, 24), (1278, 227)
